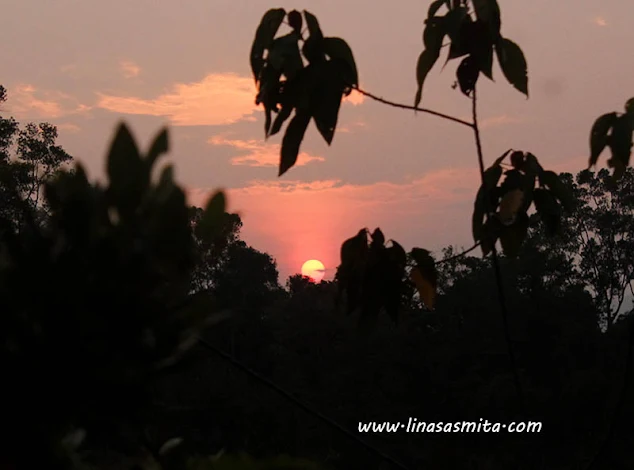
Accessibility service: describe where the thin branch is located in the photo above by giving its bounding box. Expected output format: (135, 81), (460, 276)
(196, 336), (413, 470)
(352, 86), (474, 128)
(471, 87), (525, 414)
(437, 242), (481, 265)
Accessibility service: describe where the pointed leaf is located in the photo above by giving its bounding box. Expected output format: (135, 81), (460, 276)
(146, 127), (169, 169)
(414, 48), (440, 107)
(371, 227), (385, 247)
(279, 110), (311, 176)
(311, 64), (344, 144)
(472, 0), (501, 40)
(303, 10), (323, 39)
(250, 9), (286, 82)
(106, 122), (145, 215)
(480, 216), (502, 256)
(427, 0), (448, 18)
(456, 55), (479, 96)
(496, 37), (528, 97)
(197, 191), (227, 244)
(589, 112), (618, 167)
(423, 16), (446, 56)
(267, 32), (303, 80)
(625, 97), (634, 116)
(323, 37), (359, 88)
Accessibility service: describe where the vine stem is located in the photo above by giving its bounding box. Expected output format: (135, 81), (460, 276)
(471, 87), (526, 414)
(352, 86), (474, 128)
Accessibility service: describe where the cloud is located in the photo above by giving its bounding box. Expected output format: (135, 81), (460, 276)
(96, 73), (258, 126)
(208, 135), (325, 168)
(119, 60), (141, 79)
(186, 167), (479, 280)
(56, 123), (81, 133)
(480, 114), (523, 129)
(593, 16), (607, 27)
(6, 84), (92, 119)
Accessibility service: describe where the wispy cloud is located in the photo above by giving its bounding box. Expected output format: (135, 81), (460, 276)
(56, 123), (81, 133)
(96, 73), (258, 126)
(593, 16), (607, 27)
(6, 84), (92, 119)
(119, 60), (141, 79)
(343, 89), (365, 106)
(208, 135), (325, 168)
(480, 114), (524, 129)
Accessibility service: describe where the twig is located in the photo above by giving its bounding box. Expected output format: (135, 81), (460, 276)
(471, 87), (526, 414)
(436, 242), (481, 265)
(352, 86), (474, 128)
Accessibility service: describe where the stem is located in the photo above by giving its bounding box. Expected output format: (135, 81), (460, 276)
(471, 87), (525, 413)
(353, 86), (474, 128)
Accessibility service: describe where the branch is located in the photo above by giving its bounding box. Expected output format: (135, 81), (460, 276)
(352, 86), (474, 128)
(471, 87), (525, 414)
(437, 242), (481, 265)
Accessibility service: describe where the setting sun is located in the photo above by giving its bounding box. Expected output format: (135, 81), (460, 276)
(301, 259), (326, 283)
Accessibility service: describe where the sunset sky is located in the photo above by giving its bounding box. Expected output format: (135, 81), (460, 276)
(1, 0), (632, 282)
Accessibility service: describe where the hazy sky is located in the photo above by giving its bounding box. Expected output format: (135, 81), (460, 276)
(1, 0), (632, 281)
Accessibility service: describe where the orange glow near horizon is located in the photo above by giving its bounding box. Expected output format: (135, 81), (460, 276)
(301, 260), (326, 283)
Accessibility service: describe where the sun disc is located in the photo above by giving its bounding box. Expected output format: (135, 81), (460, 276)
(301, 259), (325, 282)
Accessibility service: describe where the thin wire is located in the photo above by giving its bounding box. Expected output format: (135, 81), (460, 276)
(196, 336), (413, 470)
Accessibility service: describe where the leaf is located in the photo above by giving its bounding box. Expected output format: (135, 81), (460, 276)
(588, 112), (618, 167)
(250, 9), (286, 82)
(423, 16), (446, 56)
(303, 10), (323, 39)
(470, 20), (494, 79)
(472, 0), (501, 40)
(495, 37), (528, 97)
(371, 227), (385, 247)
(533, 188), (561, 236)
(340, 229), (368, 268)
(414, 48), (440, 107)
(427, 0), (448, 18)
(410, 248), (438, 310)
(323, 37), (359, 88)
(539, 170), (574, 212)
(607, 114), (633, 179)
(106, 122), (145, 215)
(267, 32), (303, 80)
(480, 216), (502, 256)
(472, 154), (506, 243)
(387, 240), (407, 266)
(197, 191), (227, 244)
(497, 188), (524, 225)
(146, 127), (169, 169)
(499, 211), (528, 258)
(625, 97), (634, 116)
(279, 110), (311, 176)
(456, 55), (479, 97)
(311, 64), (343, 145)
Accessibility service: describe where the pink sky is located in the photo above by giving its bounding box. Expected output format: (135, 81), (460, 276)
(1, 1), (632, 281)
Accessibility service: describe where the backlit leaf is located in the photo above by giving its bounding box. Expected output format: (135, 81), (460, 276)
(197, 191), (227, 244)
(625, 97), (634, 116)
(106, 122), (145, 216)
(496, 37), (528, 97)
(588, 112), (618, 167)
(607, 114), (633, 180)
(497, 188), (523, 225)
(410, 247), (437, 310)
(427, 0), (448, 18)
(303, 10), (323, 39)
(279, 110), (311, 176)
(423, 16), (446, 56)
(410, 267), (436, 310)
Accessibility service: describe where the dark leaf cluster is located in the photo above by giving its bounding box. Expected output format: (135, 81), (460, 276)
(472, 149), (574, 258)
(415, 0), (528, 106)
(250, 9), (358, 176)
(588, 97), (634, 182)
